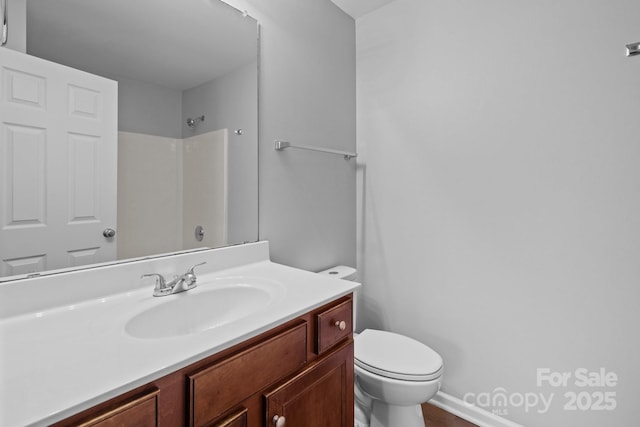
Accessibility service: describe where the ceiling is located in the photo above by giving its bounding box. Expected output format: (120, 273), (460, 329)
(329, 0), (398, 19)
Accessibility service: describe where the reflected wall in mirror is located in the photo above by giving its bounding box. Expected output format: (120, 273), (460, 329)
(0, 0), (258, 280)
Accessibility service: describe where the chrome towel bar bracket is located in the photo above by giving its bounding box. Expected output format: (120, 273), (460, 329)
(626, 42), (640, 57)
(274, 140), (357, 160)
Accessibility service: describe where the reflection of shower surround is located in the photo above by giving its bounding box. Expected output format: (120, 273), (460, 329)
(116, 129), (228, 260)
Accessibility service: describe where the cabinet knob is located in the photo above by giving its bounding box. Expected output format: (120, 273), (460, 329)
(334, 320), (347, 331)
(273, 414), (286, 426)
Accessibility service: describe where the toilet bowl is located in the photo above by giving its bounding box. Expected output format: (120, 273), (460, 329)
(318, 267), (444, 427)
(354, 329), (442, 427)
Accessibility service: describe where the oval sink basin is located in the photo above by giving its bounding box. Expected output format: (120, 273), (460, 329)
(125, 277), (284, 339)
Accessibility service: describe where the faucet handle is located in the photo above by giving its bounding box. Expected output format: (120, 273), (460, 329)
(141, 273), (166, 289)
(186, 261), (206, 275)
(183, 262), (206, 288)
(142, 273), (173, 296)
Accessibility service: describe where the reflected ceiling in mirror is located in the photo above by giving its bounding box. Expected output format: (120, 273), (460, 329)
(27, 0), (257, 91)
(0, 0), (258, 281)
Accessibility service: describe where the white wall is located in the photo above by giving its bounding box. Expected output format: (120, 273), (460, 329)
(357, 0), (640, 425)
(222, 0), (357, 271)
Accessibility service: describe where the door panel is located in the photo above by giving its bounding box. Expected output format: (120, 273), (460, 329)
(0, 47), (117, 277)
(4, 123), (46, 226)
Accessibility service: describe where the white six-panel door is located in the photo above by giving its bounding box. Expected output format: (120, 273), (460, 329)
(0, 47), (117, 278)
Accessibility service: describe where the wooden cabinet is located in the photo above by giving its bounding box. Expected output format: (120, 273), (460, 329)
(54, 294), (354, 427)
(315, 298), (352, 354)
(53, 388), (159, 427)
(211, 407), (248, 427)
(188, 322), (308, 426)
(265, 342), (353, 427)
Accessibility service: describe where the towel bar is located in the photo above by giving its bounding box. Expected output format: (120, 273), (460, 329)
(274, 140), (357, 160)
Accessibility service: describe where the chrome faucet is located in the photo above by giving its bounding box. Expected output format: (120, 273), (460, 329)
(142, 262), (206, 297)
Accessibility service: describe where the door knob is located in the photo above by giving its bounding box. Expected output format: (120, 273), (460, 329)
(103, 228), (116, 238)
(273, 415), (286, 426)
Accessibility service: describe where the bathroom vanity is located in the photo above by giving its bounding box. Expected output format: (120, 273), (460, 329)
(0, 242), (358, 426)
(53, 295), (353, 427)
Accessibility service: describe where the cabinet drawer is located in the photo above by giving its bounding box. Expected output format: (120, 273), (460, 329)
(75, 389), (158, 427)
(188, 322), (307, 426)
(210, 407), (247, 427)
(316, 299), (352, 354)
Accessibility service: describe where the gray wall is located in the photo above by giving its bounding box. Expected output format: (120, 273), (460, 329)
(357, 0), (639, 426)
(223, 0), (357, 271)
(116, 76), (183, 139)
(181, 62), (257, 140)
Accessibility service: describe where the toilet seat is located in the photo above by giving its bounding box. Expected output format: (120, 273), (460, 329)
(355, 329), (443, 382)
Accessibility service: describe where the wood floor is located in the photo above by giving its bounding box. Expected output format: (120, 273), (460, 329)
(421, 403), (478, 427)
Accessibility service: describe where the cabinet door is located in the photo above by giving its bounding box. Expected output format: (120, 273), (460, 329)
(264, 342), (354, 427)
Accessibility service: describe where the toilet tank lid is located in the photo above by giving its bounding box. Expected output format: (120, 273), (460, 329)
(355, 329), (443, 380)
(317, 265), (357, 281)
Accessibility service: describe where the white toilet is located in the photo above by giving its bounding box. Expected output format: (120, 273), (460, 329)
(318, 267), (444, 427)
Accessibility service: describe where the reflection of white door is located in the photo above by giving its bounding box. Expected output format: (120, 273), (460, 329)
(0, 47), (117, 277)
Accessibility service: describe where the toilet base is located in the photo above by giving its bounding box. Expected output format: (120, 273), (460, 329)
(369, 401), (425, 427)
(354, 402), (370, 427)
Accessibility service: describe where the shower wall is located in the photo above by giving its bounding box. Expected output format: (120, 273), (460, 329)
(115, 63), (254, 257)
(117, 132), (183, 259)
(116, 63), (258, 250)
(117, 129), (228, 259)
(182, 129), (228, 250)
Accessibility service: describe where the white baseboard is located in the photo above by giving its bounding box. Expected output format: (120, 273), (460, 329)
(429, 391), (524, 427)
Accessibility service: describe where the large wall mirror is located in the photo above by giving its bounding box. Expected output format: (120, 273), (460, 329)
(0, 0), (258, 281)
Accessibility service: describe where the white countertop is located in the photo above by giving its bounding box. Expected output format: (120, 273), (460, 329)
(0, 243), (359, 426)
